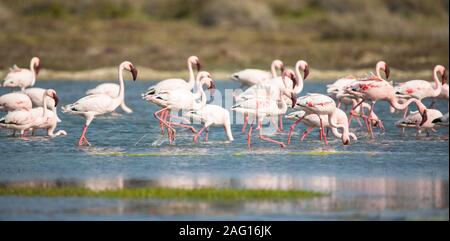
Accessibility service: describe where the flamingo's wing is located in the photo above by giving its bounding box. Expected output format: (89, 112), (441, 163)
(65, 94), (114, 113)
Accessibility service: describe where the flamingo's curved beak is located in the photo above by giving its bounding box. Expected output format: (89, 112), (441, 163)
(419, 109), (428, 126)
(442, 70), (447, 85)
(304, 65), (310, 80)
(196, 62), (201, 72)
(35, 65), (41, 76)
(53, 93), (59, 107)
(385, 65), (390, 79)
(290, 74), (299, 88)
(343, 138), (350, 145)
(290, 93), (297, 108)
(280, 65), (286, 75)
(130, 66), (138, 81)
(208, 81), (216, 97)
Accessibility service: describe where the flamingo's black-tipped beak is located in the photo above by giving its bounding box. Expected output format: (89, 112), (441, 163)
(280, 65), (286, 74)
(35, 65), (41, 76)
(343, 139), (350, 145)
(53, 93), (59, 107)
(304, 65), (310, 80)
(290, 93), (297, 108)
(196, 62), (201, 72)
(442, 70), (447, 85)
(420, 109), (428, 126)
(291, 74), (299, 88)
(131, 66), (138, 81)
(385, 65), (390, 79)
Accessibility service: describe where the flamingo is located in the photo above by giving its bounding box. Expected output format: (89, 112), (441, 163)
(61, 61), (137, 146)
(396, 109), (444, 136)
(143, 56), (201, 97)
(23, 87), (62, 123)
(143, 72), (213, 144)
(285, 110), (357, 143)
(287, 93), (351, 145)
(2, 57), (40, 91)
(231, 59), (285, 87)
(328, 60), (390, 109)
(184, 104), (234, 143)
(0, 89), (62, 137)
(432, 113), (449, 126)
(345, 74), (429, 138)
(85, 83), (133, 113)
(232, 88), (297, 148)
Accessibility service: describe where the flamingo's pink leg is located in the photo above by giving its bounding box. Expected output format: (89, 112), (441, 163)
(337, 101), (342, 109)
(154, 107), (176, 143)
(348, 99), (364, 128)
(168, 122), (197, 133)
(247, 121), (254, 149)
(367, 102), (376, 138)
(355, 115), (364, 127)
(242, 114), (249, 133)
(278, 115), (284, 132)
(193, 126), (208, 144)
(78, 125), (91, 146)
(258, 120), (285, 148)
(319, 117), (328, 145)
(301, 127), (314, 141)
(204, 128), (209, 142)
(287, 117), (304, 145)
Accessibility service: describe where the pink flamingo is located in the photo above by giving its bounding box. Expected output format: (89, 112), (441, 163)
(0, 92), (32, 112)
(231, 59), (285, 87)
(396, 109), (444, 136)
(286, 110), (357, 143)
(24, 87), (62, 123)
(345, 74), (429, 138)
(85, 83), (133, 113)
(144, 72), (213, 144)
(2, 57), (40, 91)
(287, 93), (351, 145)
(62, 61), (137, 146)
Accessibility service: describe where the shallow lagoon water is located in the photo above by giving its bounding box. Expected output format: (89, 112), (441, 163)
(0, 80), (448, 220)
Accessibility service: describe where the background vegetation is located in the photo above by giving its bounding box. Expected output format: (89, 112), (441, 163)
(0, 0), (448, 76)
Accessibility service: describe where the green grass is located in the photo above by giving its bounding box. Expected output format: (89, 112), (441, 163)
(0, 187), (325, 201)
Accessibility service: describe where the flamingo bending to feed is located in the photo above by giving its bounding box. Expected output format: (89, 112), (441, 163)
(345, 73), (429, 138)
(287, 93), (351, 145)
(62, 61), (137, 146)
(184, 104), (234, 143)
(396, 109), (443, 136)
(432, 113), (449, 126)
(286, 110), (357, 143)
(86, 83), (133, 113)
(232, 88), (297, 148)
(0, 89), (63, 137)
(143, 72), (213, 144)
(231, 59), (285, 87)
(0, 92), (32, 112)
(2, 57), (40, 91)
(23, 87), (62, 122)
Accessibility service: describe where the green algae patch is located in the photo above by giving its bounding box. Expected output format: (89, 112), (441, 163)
(0, 187), (325, 201)
(288, 151), (352, 156)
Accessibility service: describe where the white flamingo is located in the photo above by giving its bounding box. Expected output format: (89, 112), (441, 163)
(232, 89), (296, 148)
(85, 83), (133, 113)
(396, 109), (444, 136)
(432, 113), (449, 126)
(62, 61), (137, 146)
(23, 87), (62, 122)
(286, 110), (357, 143)
(184, 104), (234, 143)
(0, 89), (62, 137)
(143, 72), (213, 144)
(0, 92), (32, 112)
(288, 93), (351, 145)
(231, 59), (285, 87)
(143, 56), (201, 97)
(2, 57), (40, 91)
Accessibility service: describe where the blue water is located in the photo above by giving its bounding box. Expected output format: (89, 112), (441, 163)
(0, 80), (448, 220)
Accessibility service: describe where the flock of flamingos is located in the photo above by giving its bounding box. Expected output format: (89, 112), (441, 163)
(0, 56), (448, 148)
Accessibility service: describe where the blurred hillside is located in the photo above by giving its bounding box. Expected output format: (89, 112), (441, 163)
(0, 0), (448, 77)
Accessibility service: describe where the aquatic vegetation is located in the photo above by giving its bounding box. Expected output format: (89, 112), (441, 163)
(0, 187), (325, 200)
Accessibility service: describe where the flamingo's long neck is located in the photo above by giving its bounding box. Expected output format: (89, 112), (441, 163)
(294, 63), (305, 94)
(42, 94), (48, 117)
(30, 60), (36, 87)
(193, 77), (207, 109)
(327, 110), (350, 143)
(271, 62), (278, 78)
(187, 61), (196, 90)
(432, 67), (443, 96)
(390, 97), (426, 113)
(116, 65), (125, 102)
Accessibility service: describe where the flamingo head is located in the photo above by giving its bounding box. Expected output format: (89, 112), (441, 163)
(188, 56), (201, 72)
(342, 135), (350, 145)
(290, 92), (297, 108)
(122, 61), (138, 81)
(32, 57), (40, 76)
(282, 69), (298, 88)
(273, 59), (285, 73)
(46, 89), (59, 107)
(435, 65), (447, 84)
(297, 60), (309, 80)
(376, 61), (390, 79)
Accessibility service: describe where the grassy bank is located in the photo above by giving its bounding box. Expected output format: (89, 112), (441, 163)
(0, 186), (325, 200)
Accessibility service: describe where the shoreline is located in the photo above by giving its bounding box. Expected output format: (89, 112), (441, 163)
(0, 67), (434, 82)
